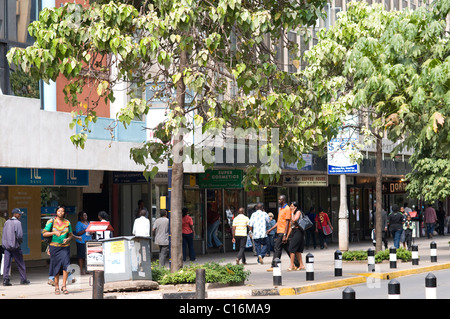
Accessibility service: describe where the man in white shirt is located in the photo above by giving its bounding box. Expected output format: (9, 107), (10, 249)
(133, 209), (150, 237)
(249, 202), (270, 264)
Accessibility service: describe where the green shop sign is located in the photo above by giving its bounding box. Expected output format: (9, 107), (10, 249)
(198, 170), (243, 189)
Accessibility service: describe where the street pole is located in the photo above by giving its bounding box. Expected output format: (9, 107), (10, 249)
(168, 159), (172, 270)
(92, 270), (104, 299)
(338, 174), (349, 251)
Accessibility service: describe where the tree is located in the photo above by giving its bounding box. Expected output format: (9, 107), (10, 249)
(8, 0), (349, 271)
(303, 1), (449, 251)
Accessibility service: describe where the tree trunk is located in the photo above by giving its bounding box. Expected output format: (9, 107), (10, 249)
(170, 50), (188, 272)
(375, 134), (383, 252)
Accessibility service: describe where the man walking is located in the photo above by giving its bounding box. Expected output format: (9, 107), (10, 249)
(152, 210), (169, 267)
(232, 208), (250, 265)
(249, 203), (270, 264)
(267, 195), (298, 271)
(424, 203), (438, 239)
(2, 208), (29, 286)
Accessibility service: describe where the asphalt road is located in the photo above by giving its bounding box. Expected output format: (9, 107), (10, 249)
(251, 268), (450, 299)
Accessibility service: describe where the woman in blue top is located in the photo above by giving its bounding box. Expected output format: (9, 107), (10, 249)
(75, 211), (91, 275)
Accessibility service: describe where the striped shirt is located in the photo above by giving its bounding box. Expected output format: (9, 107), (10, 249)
(232, 214), (250, 237)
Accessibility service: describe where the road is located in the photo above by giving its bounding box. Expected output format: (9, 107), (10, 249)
(251, 268), (450, 299)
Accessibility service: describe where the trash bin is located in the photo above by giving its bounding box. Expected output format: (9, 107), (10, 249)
(100, 236), (152, 283)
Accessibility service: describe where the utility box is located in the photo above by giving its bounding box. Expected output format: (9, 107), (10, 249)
(100, 236), (152, 283)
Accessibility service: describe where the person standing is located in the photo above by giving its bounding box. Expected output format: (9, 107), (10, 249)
(182, 208), (196, 262)
(403, 215), (415, 250)
(287, 202), (305, 271)
(133, 209), (151, 237)
(388, 204), (404, 249)
(423, 203), (438, 238)
(232, 207), (250, 265)
(152, 210), (170, 267)
(249, 203), (270, 265)
(305, 207), (317, 250)
(43, 205), (73, 294)
(315, 207), (333, 249)
(134, 200), (149, 219)
(75, 211), (91, 275)
(266, 213), (276, 257)
(2, 208), (29, 286)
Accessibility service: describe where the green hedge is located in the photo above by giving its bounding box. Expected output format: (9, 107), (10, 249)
(342, 248), (412, 263)
(151, 261), (251, 285)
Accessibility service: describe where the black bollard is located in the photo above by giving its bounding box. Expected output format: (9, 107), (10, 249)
(389, 247), (397, 269)
(272, 258), (282, 286)
(334, 250), (342, 277)
(195, 268), (206, 299)
(306, 253), (314, 281)
(412, 244), (419, 265)
(92, 270), (104, 299)
(367, 248), (375, 272)
(425, 273), (437, 299)
(430, 241), (437, 262)
(342, 287), (355, 299)
(388, 279), (400, 299)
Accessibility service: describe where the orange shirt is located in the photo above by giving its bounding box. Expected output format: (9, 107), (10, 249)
(276, 204), (291, 234)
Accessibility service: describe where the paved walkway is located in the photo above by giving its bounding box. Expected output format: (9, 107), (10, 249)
(1, 235), (449, 299)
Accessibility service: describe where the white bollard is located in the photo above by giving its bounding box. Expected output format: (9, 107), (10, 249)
(388, 279), (401, 299)
(430, 241), (437, 262)
(425, 273), (437, 299)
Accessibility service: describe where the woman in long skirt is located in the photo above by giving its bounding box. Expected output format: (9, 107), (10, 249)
(43, 205), (73, 295)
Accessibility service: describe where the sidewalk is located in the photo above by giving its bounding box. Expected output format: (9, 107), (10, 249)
(0, 235), (449, 299)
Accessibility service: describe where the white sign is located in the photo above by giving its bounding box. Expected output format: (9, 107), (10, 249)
(327, 137), (359, 174)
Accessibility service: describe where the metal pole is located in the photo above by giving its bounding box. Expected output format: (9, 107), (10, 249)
(92, 270), (104, 299)
(195, 268), (206, 299)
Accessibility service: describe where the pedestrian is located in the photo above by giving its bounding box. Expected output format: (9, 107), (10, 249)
(207, 204), (223, 249)
(423, 203), (438, 238)
(381, 207), (389, 249)
(400, 206), (407, 249)
(305, 206), (317, 250)
(75, 210), (91, 275)
(95, 211), (113, 240)
(388, 204), (404, 249)
(249, 203), (270, 265)
(403, 214), (415, 250)
(134, 199), (149, 219)
(315, 207), (333, 249)
(42, 205), (73, 294)
(266, 213), (276, 256)
(2, 208), (30, 286)
(267, 194), (298, 271)
(152, 209), (169, 267)
(133, 209), (151, 237)
(287, 202), (305, 271)
(232, 207), (250, 265)
(437, 202), (445, 235)
(182, 208), (196, 262)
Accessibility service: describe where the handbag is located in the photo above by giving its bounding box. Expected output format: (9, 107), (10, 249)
(322, 224), (333, 235)
(297, 214), (313, 231)
(43, 219), (54, 244)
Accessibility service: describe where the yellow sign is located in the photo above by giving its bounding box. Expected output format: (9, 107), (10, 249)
(160, 196), (166, 209)
(110, 241), (125, 253)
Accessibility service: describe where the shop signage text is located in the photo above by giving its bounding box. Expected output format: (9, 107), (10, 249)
(0, 168), (88, 186)
(283, 175), (328, 187)
(199, 170), (242, 188)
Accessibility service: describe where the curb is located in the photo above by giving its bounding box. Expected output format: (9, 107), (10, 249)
(249, 262), (450, 297)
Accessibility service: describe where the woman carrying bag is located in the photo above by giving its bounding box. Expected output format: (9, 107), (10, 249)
(43, 205), (73, 295)
(287, 202), (305, 271)
(315, 207), (333, 249)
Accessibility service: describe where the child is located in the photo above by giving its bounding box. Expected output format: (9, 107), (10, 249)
(403, 215), (415, 250)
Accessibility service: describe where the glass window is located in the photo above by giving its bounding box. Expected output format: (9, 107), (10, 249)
(183, 189), (203, 239)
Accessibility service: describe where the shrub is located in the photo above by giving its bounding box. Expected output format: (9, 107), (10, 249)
(343, 248), (412, 263)
(151, 261), (251, 285)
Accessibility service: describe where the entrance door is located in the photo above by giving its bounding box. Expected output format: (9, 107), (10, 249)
(205, 189), (243, 253)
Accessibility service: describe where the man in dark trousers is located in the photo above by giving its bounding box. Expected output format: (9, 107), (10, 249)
(2, 208), (30, 286)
